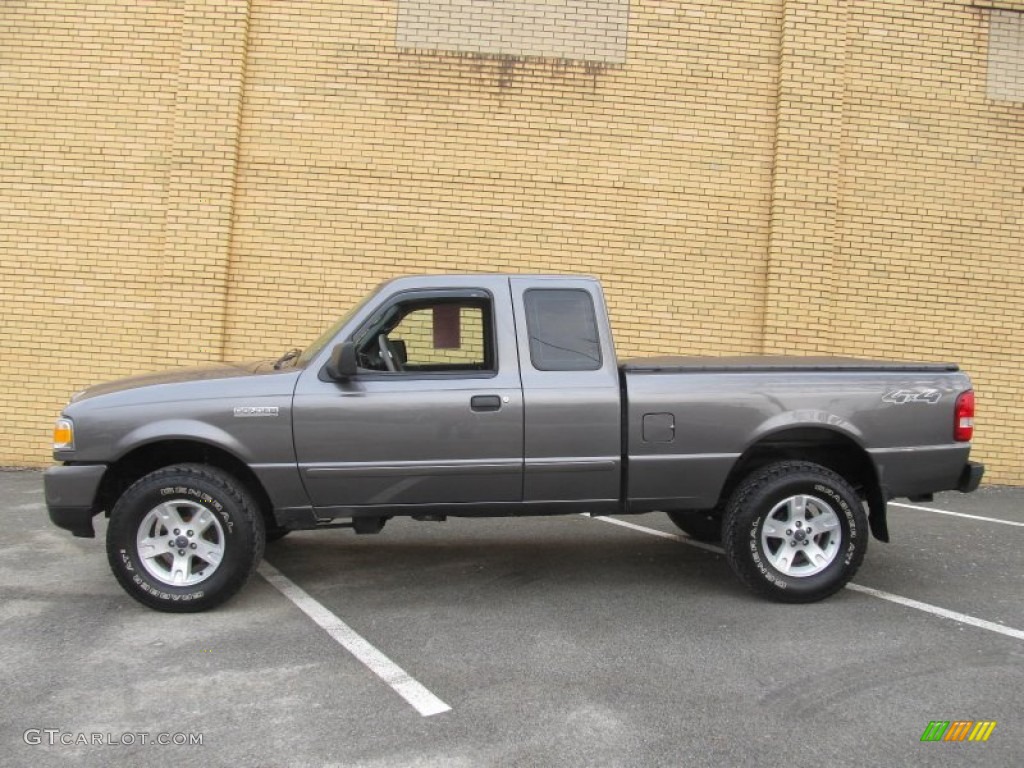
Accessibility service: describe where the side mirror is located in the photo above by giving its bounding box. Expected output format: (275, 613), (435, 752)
(325, 341), (358, 380)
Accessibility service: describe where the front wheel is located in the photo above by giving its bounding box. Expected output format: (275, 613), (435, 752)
(106, 464), (265, 612)
(722, 461), (867, 603)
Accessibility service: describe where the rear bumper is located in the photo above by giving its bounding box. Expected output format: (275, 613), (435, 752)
(44, 464), (107, 538)
(957, 461), (985, 494)
(871, 445), (980, 499)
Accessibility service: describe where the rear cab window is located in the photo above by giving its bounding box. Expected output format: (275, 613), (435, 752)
(523, 289), (603, 371)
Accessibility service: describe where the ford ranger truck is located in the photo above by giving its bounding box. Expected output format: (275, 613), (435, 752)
(44, 274), (984, 611)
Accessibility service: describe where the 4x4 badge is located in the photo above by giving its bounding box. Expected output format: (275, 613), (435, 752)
(883, 389), (941, 405)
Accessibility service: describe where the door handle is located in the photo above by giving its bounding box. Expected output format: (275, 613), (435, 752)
(470, 395), (502, 412)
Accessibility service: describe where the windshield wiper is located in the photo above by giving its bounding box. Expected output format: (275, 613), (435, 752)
(273, 348), (302, 370)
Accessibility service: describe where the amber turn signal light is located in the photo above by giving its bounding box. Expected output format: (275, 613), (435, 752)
(53, 418), (74, 451)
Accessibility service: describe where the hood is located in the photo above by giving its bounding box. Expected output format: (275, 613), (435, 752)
(70, 359), (281, 403)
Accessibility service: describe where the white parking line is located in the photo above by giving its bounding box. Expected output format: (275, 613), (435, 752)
(844, 584), (1024, 641)
(585, 515), (1024, 642)
(586, 515), (722, 553)
(258, 562), (451, 717)
(890, 502), (1024, 528)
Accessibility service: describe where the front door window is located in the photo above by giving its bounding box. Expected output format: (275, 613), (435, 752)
(355, 299), (494, 374)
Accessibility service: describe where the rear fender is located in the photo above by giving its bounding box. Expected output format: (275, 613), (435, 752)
(731, 417), (889, 542)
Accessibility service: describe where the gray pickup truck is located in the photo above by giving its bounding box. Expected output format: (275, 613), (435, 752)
(45, 274), (983, 611)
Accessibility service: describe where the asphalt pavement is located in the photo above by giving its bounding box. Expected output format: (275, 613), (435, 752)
(1, 469), (1021, 767)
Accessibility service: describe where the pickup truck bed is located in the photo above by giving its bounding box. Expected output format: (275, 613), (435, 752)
(622, 356), (974, 512)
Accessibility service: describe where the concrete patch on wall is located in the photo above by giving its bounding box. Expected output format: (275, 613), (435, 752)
(396, 0), (629, 63)
(988, 9), (1024, 101)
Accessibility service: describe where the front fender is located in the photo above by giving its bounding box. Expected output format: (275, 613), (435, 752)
(113, 419), (255, 464)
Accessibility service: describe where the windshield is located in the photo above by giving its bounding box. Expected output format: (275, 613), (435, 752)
(295, 289), (380, 366)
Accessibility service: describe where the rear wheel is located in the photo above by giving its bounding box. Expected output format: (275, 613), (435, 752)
(665, 510), (722, 543)
(106, 464), (265, 612)
(722, 461), (867, 603)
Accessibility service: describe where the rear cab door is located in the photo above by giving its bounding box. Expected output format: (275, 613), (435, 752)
(509, 277), (622, 512)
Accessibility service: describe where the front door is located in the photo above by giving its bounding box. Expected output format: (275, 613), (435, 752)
(293, 285), (523, 511)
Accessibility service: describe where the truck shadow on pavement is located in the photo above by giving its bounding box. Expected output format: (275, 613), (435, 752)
(260, 523), (741, 603)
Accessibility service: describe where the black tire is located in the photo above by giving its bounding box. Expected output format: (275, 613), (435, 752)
(265, 525), (291, 543)
(106, 464), (265, 612)
(665, 510), (722, 543)
(722, 461), (867, 603)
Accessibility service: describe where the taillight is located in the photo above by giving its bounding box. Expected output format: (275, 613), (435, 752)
(954, 390), (974, 442)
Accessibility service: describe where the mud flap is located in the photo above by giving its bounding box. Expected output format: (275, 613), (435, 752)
(867, 485), (889, 543)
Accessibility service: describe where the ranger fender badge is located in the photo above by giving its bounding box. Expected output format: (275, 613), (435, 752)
(882, 390), (941, 405)
(233, 406), (279, 418)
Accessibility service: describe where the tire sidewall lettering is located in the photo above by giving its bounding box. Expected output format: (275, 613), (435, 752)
(129, 570), (204, 602)
(811, 481), (860, 566)
(748, 528), (786, 588)
(158, 485), (232, 533)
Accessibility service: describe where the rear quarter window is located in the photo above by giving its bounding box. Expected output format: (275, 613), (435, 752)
(523, 288), (602, 371)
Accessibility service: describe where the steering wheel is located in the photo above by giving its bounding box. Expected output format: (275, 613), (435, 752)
(378, 335), (402, 372)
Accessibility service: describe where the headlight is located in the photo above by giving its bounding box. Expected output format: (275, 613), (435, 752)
(53, 418), (75, 451)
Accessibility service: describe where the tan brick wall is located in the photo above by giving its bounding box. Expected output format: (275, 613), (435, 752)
(1, 1), (1021, 485)
(763, 0), (848, 354)
(158, 0), (251, 360)
(0, 1), (249, 465)
(0, 2), (182, 463)
(224, 0), (778, 364)
(761, 0), (1024, 484)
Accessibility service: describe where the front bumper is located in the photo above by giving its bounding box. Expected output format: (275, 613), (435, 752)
(957, 461), (985, 494)
(44, 464), (107, 538)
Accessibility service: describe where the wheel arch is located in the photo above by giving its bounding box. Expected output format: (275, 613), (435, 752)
(719, 426), (888, 542)
(96, 439), (275, 534)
